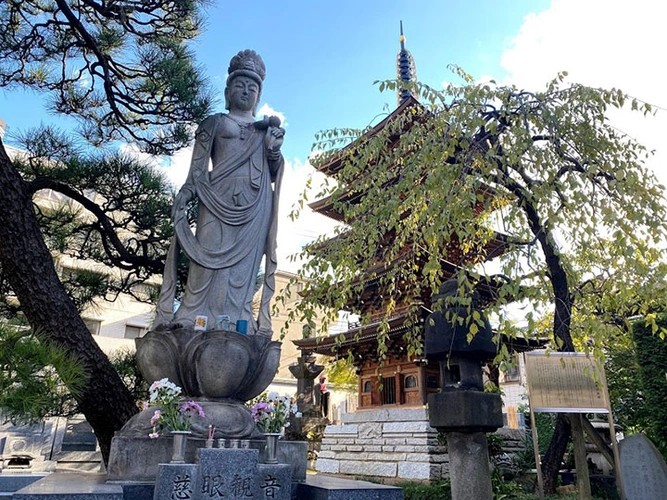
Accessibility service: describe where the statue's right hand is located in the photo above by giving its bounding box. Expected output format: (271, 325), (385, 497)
(172, 189), (192, 221)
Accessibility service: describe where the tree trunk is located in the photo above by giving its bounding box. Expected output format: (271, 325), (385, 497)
(539, 247), (575, 493)
(0, 139), (138, 464)
(541, 413), (572, 493)
(521, 196), (575, 493)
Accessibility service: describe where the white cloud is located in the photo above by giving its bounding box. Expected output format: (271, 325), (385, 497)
(119, 143), (161, 168)
(160, 146), (192, 189)
(501, 0), (667, 186)
(277, 156), (338, 273)
(257, 103), (288, 128)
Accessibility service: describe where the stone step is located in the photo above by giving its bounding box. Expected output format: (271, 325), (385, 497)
(12, 472), (122, 500)
(0, 474), (48, 493)
(54, 450), (103, 472)
(296, 475), (404, 500)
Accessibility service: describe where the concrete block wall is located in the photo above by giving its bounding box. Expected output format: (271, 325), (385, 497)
(316, 408), (526, 482)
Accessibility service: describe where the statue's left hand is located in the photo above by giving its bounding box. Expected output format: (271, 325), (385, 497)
(265, 126), (285, 154)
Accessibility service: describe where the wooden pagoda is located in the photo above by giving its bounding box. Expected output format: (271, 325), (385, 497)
(294, 27), (540, 411)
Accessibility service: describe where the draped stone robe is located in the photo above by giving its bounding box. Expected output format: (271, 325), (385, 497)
(156, 113), (283, 337)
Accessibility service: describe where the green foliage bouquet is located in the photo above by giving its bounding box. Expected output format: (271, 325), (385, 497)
(249, 392), (297, 434)
(147, 378), (205, 438)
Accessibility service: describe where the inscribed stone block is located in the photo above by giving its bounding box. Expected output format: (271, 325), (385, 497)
(154, 464), (199, 500)
(358, 422), (382, 439)
(196, 448), (258, 500)
(254, 464), (291, 500)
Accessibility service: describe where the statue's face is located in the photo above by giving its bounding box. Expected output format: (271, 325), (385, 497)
(227, 76), (260, 113)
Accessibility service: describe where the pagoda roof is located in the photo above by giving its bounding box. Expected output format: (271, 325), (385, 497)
(293, 308), (547, 362)
(346, 254), (508, 317)
(306, 234), (512, 319)
(312, 95), (425, 178)
(310, 178), (499, 223)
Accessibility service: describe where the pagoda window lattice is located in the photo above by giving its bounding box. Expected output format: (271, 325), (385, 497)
(404, 375), (417, 389)
(381, 376), (397, 405)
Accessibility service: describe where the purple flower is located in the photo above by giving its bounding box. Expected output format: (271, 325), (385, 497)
(250, 402), (272, 420)
(180, 401), (206, 419)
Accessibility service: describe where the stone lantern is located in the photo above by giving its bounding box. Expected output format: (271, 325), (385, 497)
(425, 280), (503, 500)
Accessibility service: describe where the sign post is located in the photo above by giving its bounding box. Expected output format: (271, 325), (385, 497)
(523, 351), (623, 499)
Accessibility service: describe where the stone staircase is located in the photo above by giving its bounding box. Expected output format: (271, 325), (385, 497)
(53, 417), (102, 473)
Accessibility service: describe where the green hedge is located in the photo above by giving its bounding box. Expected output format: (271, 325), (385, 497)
(632, 314), (667, 456)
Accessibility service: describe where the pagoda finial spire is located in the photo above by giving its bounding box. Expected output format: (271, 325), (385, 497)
(397, 21), (417, 104)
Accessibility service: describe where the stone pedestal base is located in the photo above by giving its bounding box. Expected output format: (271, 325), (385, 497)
(107, 435), (307, 484)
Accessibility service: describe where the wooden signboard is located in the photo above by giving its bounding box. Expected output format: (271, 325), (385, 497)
(523, 351), (622, 500)
(524, 351), (608, 413)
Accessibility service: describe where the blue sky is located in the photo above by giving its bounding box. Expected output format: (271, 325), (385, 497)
(0, 0), (549, 160)
(1, 0), (665, 270)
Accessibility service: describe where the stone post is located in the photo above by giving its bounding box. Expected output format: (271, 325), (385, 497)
(424, 280), (503, 500)
(288, 352), (324, 417)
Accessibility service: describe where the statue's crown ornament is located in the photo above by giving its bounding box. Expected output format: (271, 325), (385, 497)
(227, 49), (266, 86)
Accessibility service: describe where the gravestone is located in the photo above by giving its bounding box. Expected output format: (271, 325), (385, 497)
(620, 433), (667, 500)
(154, 463), (199, 500)
(255, 463), (292, 500)
(197, 448), (258, 499)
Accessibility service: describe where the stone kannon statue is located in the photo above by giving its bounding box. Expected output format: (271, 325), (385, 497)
(155, 48), (285, 337)
(123, 50), (284, 441)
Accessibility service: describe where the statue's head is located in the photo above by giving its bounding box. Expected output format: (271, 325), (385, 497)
(225, 49), (266, 115)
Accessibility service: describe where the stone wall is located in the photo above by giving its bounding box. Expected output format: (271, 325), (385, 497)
(316, 407), (525, 482)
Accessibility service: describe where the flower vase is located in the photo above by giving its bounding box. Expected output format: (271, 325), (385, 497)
(264, 433), (281, 464)
(170, 431), (191, 464)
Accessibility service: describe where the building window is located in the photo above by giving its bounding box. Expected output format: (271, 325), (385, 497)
(503, 355), (521, 383)
(363, 380), (372, 393)
(404, 375), (418, 389)
(381, 376), (396, 405)
(83, 318), (101, 336)
(426, 375), (439, 389)
(124, 325), (146, 339)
